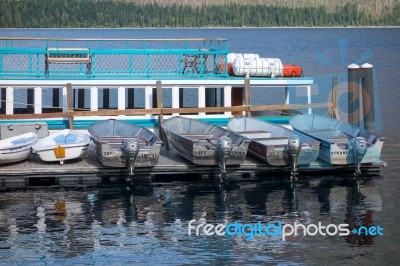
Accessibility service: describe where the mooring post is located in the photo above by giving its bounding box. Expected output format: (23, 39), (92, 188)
(360, 63), (375, 131)
(66, 83), (74, 129)
(156, 80), (164, 141)
(347, 63), (376, 130)
(347, 64), (361, 127)
(330, 76), (339, 119)
(244, 73), (251, 117)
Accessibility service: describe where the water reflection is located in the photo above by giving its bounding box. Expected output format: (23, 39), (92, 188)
(0, 174), (384, 264)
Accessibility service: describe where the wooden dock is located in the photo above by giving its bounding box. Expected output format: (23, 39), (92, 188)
(0, 143), (385, 187)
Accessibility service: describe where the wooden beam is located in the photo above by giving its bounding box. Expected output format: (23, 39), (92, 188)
(66, 83), (74, 129)
(244, 76), (251, 117)
(0, 103), (331, 120)
(156, 81), (164, 141)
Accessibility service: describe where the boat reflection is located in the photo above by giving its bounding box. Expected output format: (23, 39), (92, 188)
(0, 174), (384, 261)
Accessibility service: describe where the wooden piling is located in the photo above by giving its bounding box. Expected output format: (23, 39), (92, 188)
(348, 64), (361, 126)
(244, 75), (251, 117)
(66, 83), (74, 129)
(156, 81), (164, 141)
(231, 87), (244, 116)
(330, 76), (339, 119)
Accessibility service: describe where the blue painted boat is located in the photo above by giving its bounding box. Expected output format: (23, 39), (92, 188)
(289, 114), (384, 174)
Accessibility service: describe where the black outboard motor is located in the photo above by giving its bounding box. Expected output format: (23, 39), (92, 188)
(216, 136), (233, 174)
(352, 136), (368, 176)
(288, 135), (302, 177)
(122, 138), (140, 176)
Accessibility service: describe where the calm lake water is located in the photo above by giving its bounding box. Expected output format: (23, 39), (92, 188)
(0, 28), (399, 264)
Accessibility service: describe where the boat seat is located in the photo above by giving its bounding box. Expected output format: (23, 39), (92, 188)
(303, 129), (341, 139)
(252, 137), (289, 141)
(236, 130), (272, 139)
(303, 128), (338, 133)
(366, 135), (375, 145)
(328, 135), (350, 144)
(257, 137), (290, 146)
(236, 130), (271, 134)
(180, 134), (215, 140)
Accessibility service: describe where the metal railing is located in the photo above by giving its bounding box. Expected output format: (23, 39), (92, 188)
(0, 37), (229, 80)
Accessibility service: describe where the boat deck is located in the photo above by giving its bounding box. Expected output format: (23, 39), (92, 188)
(0, 143), (385, 185)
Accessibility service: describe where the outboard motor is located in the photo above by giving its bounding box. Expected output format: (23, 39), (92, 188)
(352, 136), (368, 176)
(288, 135), (302, 177)
(122, 138), (140, 176)
(216, 136), (233, 174)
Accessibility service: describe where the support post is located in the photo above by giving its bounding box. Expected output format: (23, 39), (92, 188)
(244, 75), (251, 117)
(66, 83), (74, 129)
(330, 76), (339, 119)
(198, 86), (206, 116)
(224, 86), (232, 117)
(231, 86), (243, 116)
(145, 86), (152, 117)
(34, 87), (42, 114)
(172, 86), (180, 115)
(6, 87), (13, 115)
(90, 87), (98, 111)
(118, 86), (126, 116)
(156, 81), (164, 141)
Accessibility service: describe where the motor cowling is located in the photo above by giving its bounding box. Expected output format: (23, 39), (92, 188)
(216, 136), (233, 174)
(122, 138), (140, 176)
(352, 136), (368, 176)
(288, 135), (302, 177)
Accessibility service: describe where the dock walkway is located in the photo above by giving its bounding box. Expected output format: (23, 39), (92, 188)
(0, 143), (384, 184)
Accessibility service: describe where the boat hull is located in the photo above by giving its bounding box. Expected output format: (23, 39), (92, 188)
(227, 116), (320, 166)
(162, 116), (250, 166)
(166, 132), (248, 166)
(92, 138), (161, 168)
(35, 145), (89, 163)
(88, 120), (162, 168)
(0, 132), (37, 164)
(289, 114), (384, 165)
(32, 130), (91, 164)
(247, 140), (319, 166)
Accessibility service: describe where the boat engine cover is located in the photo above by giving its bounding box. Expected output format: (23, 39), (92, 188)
(288, 135), (302, 156)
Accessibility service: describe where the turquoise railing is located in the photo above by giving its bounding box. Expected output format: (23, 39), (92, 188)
(0, 38), (229, 80)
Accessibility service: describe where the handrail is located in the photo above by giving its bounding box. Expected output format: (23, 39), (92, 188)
(0, 37), (227, 42)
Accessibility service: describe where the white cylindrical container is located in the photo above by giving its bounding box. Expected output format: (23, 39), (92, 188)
(232, 57), (283, 77)
(227, 53), (260, 64)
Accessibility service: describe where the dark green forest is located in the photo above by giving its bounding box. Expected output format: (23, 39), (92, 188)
(1, 0), (399, 28)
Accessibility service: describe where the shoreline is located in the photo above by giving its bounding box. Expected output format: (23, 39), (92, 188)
(1, 26), (400, 30)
